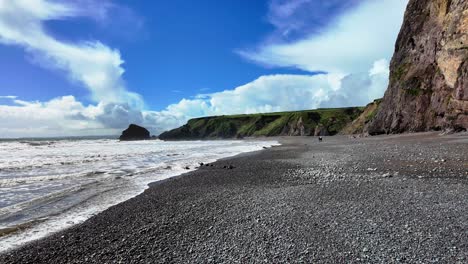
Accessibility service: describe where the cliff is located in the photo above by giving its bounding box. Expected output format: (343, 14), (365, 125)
(158, 107), (363, 140)
(340, 99), (382, 135)
(366, 0), (467, 134)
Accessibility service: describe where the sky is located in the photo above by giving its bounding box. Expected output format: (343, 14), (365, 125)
(0, 0), (409, 137)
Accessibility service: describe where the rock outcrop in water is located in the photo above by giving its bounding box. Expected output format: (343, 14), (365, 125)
(366, 0), (468, 134)
(119, 124), (151, 141)
(158, 107), (363, 140)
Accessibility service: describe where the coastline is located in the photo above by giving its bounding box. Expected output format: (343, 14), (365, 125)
(0, 139), (278, 253)
(1, 133), (467, 263)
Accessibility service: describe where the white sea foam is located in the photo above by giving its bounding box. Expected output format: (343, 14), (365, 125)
(0, 138), (279, 252)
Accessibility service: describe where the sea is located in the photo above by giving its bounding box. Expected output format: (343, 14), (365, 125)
(0, 137), (279, 252)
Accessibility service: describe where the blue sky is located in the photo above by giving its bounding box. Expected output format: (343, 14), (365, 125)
(0, 0), (408, 137)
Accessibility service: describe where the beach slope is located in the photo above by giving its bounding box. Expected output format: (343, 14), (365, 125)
(1, 133), (467, 263)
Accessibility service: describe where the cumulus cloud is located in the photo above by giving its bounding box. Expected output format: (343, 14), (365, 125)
(230, 0), (407, 123)
(0, 0), (407, 137)
(241, 0), (408, 74)
(143, 0), (407, 134)
(144, 62), (390, 134)
(0, 96), (99, 137)
(95, 103), (144, 129)
(0, 0), (149, 137)
(0, 96), (149, 137)
(325, 59), (390, 107)
(0, 0), (143, 108)
(0, 61), (390, 137)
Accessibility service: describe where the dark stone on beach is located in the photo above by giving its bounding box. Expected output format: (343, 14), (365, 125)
(119, 124), (150, 141)
(184, 166), (190, 170)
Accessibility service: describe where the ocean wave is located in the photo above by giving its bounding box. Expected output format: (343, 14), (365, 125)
(0, 181), (99, 222)
(0, 139), (280, 252)
(19, 141), (56, 147)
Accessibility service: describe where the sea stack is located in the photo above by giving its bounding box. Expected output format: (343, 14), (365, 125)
(119, 124), (151, 141)
(366, 0), (468, 134)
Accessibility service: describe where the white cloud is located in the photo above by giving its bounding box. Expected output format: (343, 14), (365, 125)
(0, 95), (17, 99)
(145, 66), (390, 134)
(95, 102), (144, 129)
(0, 96), (100, 137)
(0, 0), (149, 137)
(241, 0), (408, 74)
(0, 96), (149, 138)
(144, 0), (407, 134)
(0, 64), (390, 137)
(0, 0), (143, 108)
(325, 59), (390, 107)
(0, 0), (407, 137)
(230, 1), (407, 126)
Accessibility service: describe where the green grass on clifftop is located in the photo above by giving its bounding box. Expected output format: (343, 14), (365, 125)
(159, 107), (364, 140)
(339, 99), (382, 135)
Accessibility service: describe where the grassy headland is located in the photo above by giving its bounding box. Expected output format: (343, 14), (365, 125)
(159, 107), (364, 140)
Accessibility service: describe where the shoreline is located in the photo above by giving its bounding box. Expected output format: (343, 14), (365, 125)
(1, 133), (467, 263)
(0, 139), (279, 253)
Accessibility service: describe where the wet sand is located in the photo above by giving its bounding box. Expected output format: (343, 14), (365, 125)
(1, 132), (467, 263)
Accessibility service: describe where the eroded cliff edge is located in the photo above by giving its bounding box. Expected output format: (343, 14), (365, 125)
(366, 0), (467, 134)
(158, 108), (363, 140)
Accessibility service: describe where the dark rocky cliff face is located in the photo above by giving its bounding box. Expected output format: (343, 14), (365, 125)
(366, 0), (467, 134)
